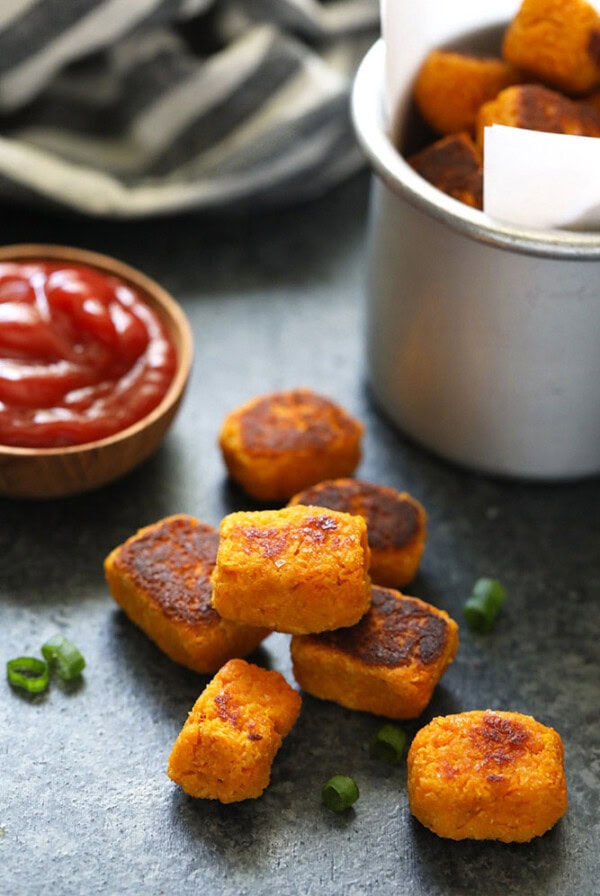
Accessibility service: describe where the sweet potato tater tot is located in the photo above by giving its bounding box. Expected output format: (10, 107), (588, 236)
(168, 659), (301, 803)
(407, 710), (568, 842)
(476, 83), (600, 151)
(219, 388), (363, 502)
(291, 587), (458, 719)
(408, 133), (483, 209)
(503, 0), (600, 95)
(415, 50), (523, 135)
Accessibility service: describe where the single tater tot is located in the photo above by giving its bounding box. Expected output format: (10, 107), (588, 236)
(408, 132), (483, 209)
(291, 587), (458, 719)
(218, 388), (363, 502)
(407, 710), (568, 842)
(503, 0), (600, 95)
(167, 659), (301, 803)
(414, 50), (523, 135)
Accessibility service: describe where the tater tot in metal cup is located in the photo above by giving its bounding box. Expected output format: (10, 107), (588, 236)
(351, 1), (600, 480)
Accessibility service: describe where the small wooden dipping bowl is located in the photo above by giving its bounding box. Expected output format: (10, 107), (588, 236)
(0, 244), (193, 499)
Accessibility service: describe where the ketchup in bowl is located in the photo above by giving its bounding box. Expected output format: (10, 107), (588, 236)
(0, 260), (178, 448)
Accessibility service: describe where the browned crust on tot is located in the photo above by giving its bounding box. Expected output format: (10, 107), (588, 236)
(291, 587), (458, 718)
(407, 710), (568, 842)
(476, 83), (600, 150)
(110, 514), (220, 625)
(408, 133), (483, 210)
(313, 588), (450, 668)
(104, 514), (270, 673)
(218, 388), (363, 502)
(238, 390), (360, 455)
(289, 478), (427, 587)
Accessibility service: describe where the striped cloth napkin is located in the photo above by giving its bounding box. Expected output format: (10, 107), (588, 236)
(0, 0), (379, 216)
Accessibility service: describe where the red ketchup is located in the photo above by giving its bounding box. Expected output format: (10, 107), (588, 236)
(0, 260), (177, 448)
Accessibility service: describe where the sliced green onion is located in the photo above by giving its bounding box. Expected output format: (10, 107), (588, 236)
(369, 723), (408, 764)
(463, 577), (507, 633)
(41, 635), (86, 681)
(321, 775), (359, 813)
(6, 656), (49, 694)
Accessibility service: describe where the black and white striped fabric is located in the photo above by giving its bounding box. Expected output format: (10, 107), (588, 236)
(0, 0), (379, 216)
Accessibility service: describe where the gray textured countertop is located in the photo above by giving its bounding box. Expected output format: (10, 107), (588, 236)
(1, 174), (599, 896)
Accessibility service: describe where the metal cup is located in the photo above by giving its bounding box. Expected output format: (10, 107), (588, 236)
(352, 40), (600, 480)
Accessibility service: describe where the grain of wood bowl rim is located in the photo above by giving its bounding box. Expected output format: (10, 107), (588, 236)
(0, 243), (194, 500)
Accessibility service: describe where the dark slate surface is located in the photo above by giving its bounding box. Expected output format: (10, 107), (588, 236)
(0, 174), (599, 896)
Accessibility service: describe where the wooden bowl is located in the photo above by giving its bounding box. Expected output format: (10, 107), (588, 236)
(0, 244), (193, 499)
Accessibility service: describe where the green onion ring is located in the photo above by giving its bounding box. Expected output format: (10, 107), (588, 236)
(41, 635), (86, 680)
(463, 577), (507, 633)
(321, 775), (359, 812)
(369, 723), (408, 764)
(6, 656), (49, 694)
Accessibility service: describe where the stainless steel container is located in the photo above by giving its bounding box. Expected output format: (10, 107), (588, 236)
(352, 40), (600, 480)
